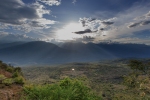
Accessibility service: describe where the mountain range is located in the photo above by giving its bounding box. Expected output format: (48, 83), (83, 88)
(0, 41), (150, 66)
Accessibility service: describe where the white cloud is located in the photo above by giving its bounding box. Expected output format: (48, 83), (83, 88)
(37, 0), (61, 6)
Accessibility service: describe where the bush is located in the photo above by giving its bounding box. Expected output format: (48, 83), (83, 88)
(0, 74), (6, 84)
(128, 60), (146, 73)
(14, 76), (25, 85)
(14, 67), (21, 72)
(6, 67), (14, 73)
(2, 78), (14, 86)
(22, 78), (102, 100)
(12, 71), (19, 78)
(0, 74), (6, 80)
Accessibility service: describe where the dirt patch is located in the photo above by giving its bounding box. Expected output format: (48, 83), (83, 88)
(0, 69), (12, 78)
(0, 84), (23, 100)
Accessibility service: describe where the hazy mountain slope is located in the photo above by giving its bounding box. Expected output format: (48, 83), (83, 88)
(0, 42), (26, 49)
(96, 43), (150, 58)
(0, 41), (150, 65)
(61, 42), (150, 59)
(61, 42), (116, 60)
(0, 41), (72, 64)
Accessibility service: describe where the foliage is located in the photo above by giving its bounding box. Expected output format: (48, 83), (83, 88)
(6, 67), (14, 73)
(123, 72), (139, 88)
(14, 67), (22, 72)
(12, 71), (19, 78)
(14, 76), (25, 85)
(22, 78), (102, 100)
(0, 74), (6, 80)
(128, 60), (147, 73)
(2, 78), (14, 86)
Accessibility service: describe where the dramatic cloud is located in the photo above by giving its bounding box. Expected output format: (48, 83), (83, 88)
(0, 0), (38, 25)
(79, 17), (115, 32)
(73, 29), (97, 34)
(75, 2), (150, 44)
(37, 0), (61, 6)
(0, 0), (57, 33)
(128, 10), (150, 28)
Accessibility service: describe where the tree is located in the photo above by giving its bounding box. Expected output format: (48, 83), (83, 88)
(128, 60), (146, 73)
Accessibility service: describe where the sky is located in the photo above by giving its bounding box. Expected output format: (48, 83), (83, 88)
(0, 0), (150, 44)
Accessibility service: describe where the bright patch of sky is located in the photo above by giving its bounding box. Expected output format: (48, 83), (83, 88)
(0, 0), (150, 44)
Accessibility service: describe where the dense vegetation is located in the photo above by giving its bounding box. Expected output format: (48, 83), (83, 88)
(21, 78), (102, 100)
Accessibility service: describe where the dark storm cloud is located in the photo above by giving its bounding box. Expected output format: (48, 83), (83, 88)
(99, 28), (105, 31)
(73, 29), (97, 34)
(29, 21), (44, 27)
(89, 18), (97, 22)
(128, 20), (150, 28)
(79, 18), (97, 27)
(82, 36), (95, 41)
(141, 20), (150, 25)
(128, 11), (150, 28)
(0, 0), (39, 25)
(75, 36), (95, 42)
(128, 22), (141, 28)
(101, 21), (114, 25)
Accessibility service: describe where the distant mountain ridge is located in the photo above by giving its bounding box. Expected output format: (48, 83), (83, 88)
(0, 41), (150, 66)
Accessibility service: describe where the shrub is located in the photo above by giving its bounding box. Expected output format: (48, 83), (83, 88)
(14, 76), (25, 85)
(0, 74), (6, 80)
(2, 78), (14, 86)
(128, 60), (146, 73)
(6, 67), (14, 73)
(12, 71), (19, 78)
(14, 67), (21, 72)
(0, 74), (6, 84)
